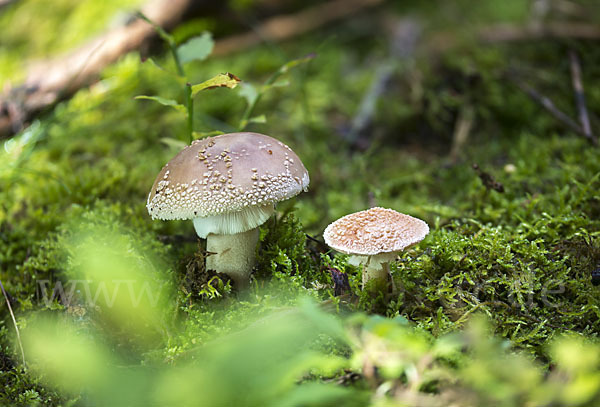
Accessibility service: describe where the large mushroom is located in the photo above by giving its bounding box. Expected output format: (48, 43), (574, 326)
(323, 207), (429, 291)
(147, 132), (309, 288)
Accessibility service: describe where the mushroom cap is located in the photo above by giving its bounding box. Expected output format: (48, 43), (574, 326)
(147, 132), (309, 221)
(323, 207), (429, 256)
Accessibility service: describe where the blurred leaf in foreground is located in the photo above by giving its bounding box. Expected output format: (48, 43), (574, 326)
(20, 221), (365, 407)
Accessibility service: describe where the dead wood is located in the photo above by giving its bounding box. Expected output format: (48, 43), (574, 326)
(448, 106), (474, 164)
(428, 22), (600, 54)
(212, 0), (384, 56)
(478, 21), (600, 42)
(0, 0), (193, 139)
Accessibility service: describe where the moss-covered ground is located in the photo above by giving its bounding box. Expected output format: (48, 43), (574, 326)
(1, 0), (600, 405)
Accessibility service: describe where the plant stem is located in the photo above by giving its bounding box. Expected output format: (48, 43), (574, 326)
(0, 278), (25, 367)
(137, 12), (193, 143)
(186, 84), (194, 144)
(239, 70), (282, 131)
(174, 51), (193, 144)
(167, 41), (194, 144)
(157, 30), (192, 143)
(170, 45), (185, 77)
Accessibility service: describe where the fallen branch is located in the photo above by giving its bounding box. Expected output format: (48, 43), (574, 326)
(0, 0), (193, 139)
(568, 49), (596, 145)
(212, 0), (384, 56)
(0, 0), (17, 11)
(448, 106), (474, 164)
(479, 21), (600, 42)
(428, 21), (600, 53)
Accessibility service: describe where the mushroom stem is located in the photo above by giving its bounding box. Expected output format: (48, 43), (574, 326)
(349, 253), (395, 292)
(363, 259), (390, 287)
(206, 228), (259, 289)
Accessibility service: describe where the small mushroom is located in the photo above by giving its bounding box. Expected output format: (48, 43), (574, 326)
(323, 207), (429, 291)
(147, 132), (309, 288)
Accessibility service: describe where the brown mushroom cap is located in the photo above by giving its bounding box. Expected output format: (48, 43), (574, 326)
(323, 207), (429, 256)
(147, 132), (309, 221)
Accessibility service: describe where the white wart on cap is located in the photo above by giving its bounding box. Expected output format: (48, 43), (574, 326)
(323, 207), (429, 290)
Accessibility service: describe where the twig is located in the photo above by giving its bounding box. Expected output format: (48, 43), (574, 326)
(478, 21), (600, 42)
(568, 49), (596, 145)
(213, 0), (384, 56)
(509, 76), (588, 139)
(427, 22), (600, 54)
(0, 279), (25, 367)
(448, 106), (474, 164)
(305, 233), (325, 246)
(3, 0), (598, 141)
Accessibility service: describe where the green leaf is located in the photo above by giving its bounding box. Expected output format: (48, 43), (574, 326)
(248, 115), (266, 124)
(191, 73), (241, 96)
(159, 137), (187, 150)
(267, 79), (290, 88)
(262, 80), (290, 94)
(277, 53), (316, 75)
(143, 57), (166, 72)
(135, 96), (187, 114)
(141, 57), (184, 80)
(177, 32), (214, 64)
(238, 82), (258, 106)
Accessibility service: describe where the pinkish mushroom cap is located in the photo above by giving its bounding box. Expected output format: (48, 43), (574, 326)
(323, 207), (429, 256)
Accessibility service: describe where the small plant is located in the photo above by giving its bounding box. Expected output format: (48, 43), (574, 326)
(135, 13), (240, 145)
(135, 14), (315, 146)
(237, 53), (315, 131)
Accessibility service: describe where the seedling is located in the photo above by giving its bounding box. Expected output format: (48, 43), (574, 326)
(135, 13), (240, 145)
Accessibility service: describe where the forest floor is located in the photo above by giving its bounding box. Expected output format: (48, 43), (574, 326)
(1, 0), (600, 406)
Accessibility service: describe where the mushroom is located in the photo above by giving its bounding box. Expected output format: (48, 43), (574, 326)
(147, 132), (309, 288)
(323, 207), (429, 291)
